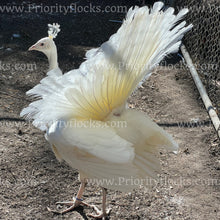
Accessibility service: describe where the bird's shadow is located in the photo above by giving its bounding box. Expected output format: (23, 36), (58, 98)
(71, 206), (89, 220)
(51, 206), (88, 220)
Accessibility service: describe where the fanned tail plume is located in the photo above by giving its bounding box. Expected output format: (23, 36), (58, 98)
(21, 2), (192, 129)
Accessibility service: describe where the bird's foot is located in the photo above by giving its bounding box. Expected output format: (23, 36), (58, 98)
(47, 197), (89, 214)
(88, 205), (111, 219)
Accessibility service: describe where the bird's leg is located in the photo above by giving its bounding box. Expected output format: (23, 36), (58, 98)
(88, 187), (111, 219)
(47, 179), (90, 214)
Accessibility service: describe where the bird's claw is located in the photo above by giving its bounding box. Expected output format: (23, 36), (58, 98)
(47, 198), (86, 215)
(47, 203), (76, 215)
(88, 205), (111, 219)
(56, 200), (75, 206)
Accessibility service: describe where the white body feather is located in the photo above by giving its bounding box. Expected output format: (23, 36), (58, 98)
(21, 2), (192, 191)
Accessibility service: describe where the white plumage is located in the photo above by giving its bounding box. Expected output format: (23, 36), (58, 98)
(21, 2), (192, 218)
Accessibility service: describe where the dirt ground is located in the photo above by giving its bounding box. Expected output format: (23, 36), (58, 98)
(0, 1), (219, 220)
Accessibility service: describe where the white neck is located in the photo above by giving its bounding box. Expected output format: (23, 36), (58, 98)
(47, 45), (58, 71)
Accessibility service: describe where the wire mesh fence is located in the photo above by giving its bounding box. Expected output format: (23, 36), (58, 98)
(173, 0), (220, 116)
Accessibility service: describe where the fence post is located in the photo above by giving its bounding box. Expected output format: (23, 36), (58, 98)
(181, 44), (220, 139)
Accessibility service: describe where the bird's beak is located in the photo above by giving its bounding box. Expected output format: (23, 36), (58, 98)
(28, 44), (37, 51)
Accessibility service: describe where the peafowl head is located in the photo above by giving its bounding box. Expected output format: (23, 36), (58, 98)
(28, 37), (55, 55)
(28, 23), (60, 70)
(29, 23), (60, 53)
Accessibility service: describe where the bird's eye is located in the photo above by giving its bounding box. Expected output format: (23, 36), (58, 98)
(40, 43), (44, 46)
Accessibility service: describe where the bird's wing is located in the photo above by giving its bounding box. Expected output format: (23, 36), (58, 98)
(20, 68), (84, 130)
(26, 67), (62, 99)
(47, 119), (134, 164)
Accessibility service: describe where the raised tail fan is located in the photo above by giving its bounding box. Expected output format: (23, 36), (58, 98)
(63, 2), (192, 121)
(21, 2), (192, 127)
